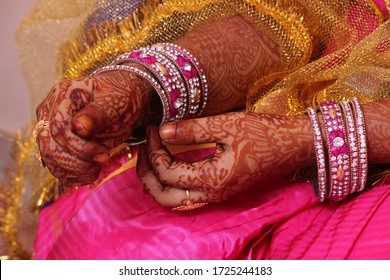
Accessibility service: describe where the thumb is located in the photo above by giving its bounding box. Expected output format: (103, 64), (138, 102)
(159, 117), (227, 145)
(72, 102), (107, 137)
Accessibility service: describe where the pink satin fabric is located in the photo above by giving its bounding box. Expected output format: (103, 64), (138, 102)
(31, 0), (390, 260)
(33, 147), (390, 260)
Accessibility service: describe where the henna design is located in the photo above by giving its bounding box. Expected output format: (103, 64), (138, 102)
(35, 71), (153, 186)
(175, 15), (281, 116)
(144, 98), (390, 205)
(363, 98), (390, 164)
(146, 112), (315, 203)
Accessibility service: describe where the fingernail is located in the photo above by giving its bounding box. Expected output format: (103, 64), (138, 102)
(74, 114), (94, 133)
(93, 153), (109, 163)
(159, 122), (176, 140)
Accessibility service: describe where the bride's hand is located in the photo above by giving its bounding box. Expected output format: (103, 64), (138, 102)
(137, 112), (315, 207)
(35, 70), (153, 186)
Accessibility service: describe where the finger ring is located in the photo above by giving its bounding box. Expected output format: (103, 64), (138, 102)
(33, 120), (50, 142)
(172, 189), (208, 211)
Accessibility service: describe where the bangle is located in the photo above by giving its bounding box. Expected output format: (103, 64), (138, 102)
(350, 97), (368, 192)
(150, 44), (203, 117)
(112, 48), (189, 122)
(307, 98), (369, 202)
(109, 43), (208, 123)
(307, 107), (328, 201)
(320, 101), (351, 201)
(90, 64), (170, 124)
(339, 100), (359, 194)
(155, 43), (208, 117)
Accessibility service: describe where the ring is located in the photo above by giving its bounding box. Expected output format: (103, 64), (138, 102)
(172, 189), (208, 211)
(33, 120), (49, 142)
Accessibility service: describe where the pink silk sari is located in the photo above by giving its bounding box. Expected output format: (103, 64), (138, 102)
(32, 0), (390, 261)
(32, 145), (390, 260)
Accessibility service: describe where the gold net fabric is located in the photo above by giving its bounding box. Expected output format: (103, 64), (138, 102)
(16, 0), (390, 115)
(2, 0), (389, 259)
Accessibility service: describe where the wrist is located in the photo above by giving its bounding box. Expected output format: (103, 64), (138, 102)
(285, 114), (317, 169)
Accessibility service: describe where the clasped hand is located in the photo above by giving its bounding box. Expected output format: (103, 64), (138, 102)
(137, 112), (311, 207)
(35, 71), (152, 186)
(35, 71), (311, 205)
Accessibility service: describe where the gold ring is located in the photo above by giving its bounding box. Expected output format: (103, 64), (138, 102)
(172, 189), (208, 211)
(33, 120), (49, 142)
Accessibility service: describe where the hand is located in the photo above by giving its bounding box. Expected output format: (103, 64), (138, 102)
(137, 112), (314, 207)
(35, 71), (153, 186)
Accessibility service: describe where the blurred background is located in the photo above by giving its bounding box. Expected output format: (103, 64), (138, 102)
(0, 0), (38, 177)
(0, 0), (37, 134)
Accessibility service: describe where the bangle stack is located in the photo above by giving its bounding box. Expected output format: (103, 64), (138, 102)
(307, 98), (368, 202)
(91, 43), (208, 125)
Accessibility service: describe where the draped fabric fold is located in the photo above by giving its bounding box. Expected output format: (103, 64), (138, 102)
(33, 150), (390, 259)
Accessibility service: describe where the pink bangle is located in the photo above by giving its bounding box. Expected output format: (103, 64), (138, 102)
(150, 44), (203, 117)
(112, 49), (188, 121)
(320, 101), (351, 201)
(350, 98), (368, 192)
(90, 65), (170, 124)
(307, 107), (328, 201)
(339, 100), (359, 194)
(159, 43), (208, 116)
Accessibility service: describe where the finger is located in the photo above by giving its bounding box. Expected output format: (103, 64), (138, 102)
(138, 158), (207, 208)
(72, 96), (133, 142)
(73, 73), (138, 139)
(72, 103), (107, 138)
(147, 184), (206, 208)
(159, 115), (234, 145)
(37, 127), (101, 185)
(48, 83), (109, 161)
(146, 124), (226, 190)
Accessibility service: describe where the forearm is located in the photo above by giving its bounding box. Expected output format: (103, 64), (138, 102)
(363, 97), (390, 164)
(175, 15), (281, 116)
(133, 15), (281, 126)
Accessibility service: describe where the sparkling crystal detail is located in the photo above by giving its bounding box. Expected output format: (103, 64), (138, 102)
(183, 62), (192, 71)
(174, 98), (184, 109)
(332, 137), (344, 148)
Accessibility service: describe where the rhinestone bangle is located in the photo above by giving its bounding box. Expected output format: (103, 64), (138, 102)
(113, 49), (188, 122)
(320, 101), (351, 201)
(91, 65), (170, 124)
(307, 107), (328, 201)
(159, 43), (208, 116)
(339, 100), (359, 194)
(350, 98), (368, 192)
(150, 44), (203, 117)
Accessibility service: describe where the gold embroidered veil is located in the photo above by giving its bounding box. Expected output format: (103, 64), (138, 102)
(1, 0), (389, 259)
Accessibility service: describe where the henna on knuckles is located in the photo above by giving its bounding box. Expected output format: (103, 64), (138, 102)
(35, 69), (154, 186)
